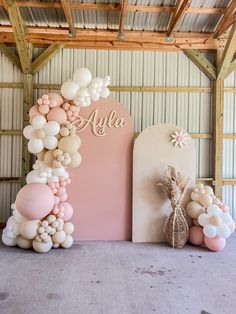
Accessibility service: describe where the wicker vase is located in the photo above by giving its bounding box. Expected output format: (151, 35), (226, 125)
(165, 205), (189, 248)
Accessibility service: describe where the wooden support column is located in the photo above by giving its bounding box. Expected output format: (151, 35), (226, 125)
(213, 50), (224, 199)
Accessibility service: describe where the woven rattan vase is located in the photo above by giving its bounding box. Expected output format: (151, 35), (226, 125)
(165, 205), (189, 248)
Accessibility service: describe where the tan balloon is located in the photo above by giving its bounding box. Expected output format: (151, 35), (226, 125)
(186, 201), (205, 219)
(199, 194), (213, 208)
(58, 136), (79, 154)
(16, 235), (32, 249)
(20, 220), (40, 240)
(44, 150), (54, 167)
(37, 149), (47, 161)
(70, 152), (82, 168)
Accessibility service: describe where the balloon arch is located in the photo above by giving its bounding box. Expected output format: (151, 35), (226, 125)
(2, 68), (111, 253)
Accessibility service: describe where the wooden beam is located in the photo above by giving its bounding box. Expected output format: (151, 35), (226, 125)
(3, 0), (31, 73)
(183, 49), (216, 80)
(0, 43), (21, 70)
(0, 26), (224, 50)
(167, 0), (191, 37)
(226, 58), (236, 78)
(61, 0), (76, 38)
(213, 50), (224, 199)
(32, 44), (64, 74)
(0, 130), (22, 135)
(22, 72), (33, 186)
(0, 1), (226, 14)
(117, 0), (128, 40)
(217, 22), (236, 80)
(0, 177), (21, 182)
(214, 1), (236, 38)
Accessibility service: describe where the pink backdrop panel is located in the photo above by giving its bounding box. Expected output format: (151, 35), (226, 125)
(68, 98), (134, 240)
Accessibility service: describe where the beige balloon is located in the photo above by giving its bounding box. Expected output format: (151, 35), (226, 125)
(20, 220), (40, 240)
(33, 238), (53, 253)
(16, 235), (32, 249)
(186, 201), (205, 219)
(37, 149), (47, 161)
(58, 136), (79, 154)
(70, 152), (82, 168)
(44, 150), (54, 167)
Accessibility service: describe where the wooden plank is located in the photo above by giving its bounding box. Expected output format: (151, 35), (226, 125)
(0, 82), (23, 88)
(217, 22), (236, 80)
(183, 49), (216, 80)
(0, 177), (21, 182)
(117, 0), (128, 40)
(0, 26), (224, 50)
(222, 179), (236, 185)
(61, 0), (76, 37)
(224, 134), (236, 139)
(167, 0), (192, 37)
(226, 59), (236, 78)
(3, 0), (31, 73)
(0, 43), (21, 70)
(0, 130), (22, 135)
(21, 72), (33, 186)
(214, 1), (236, 38)
(32, 44), (64, 74)
(135, 132), (212, 139)
(213, 50), (224, 199)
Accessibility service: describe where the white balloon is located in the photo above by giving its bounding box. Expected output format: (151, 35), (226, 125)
(77, 87), (90, 97)
(217, 224), (231, 238)
(43, 136), (58, 150)
(13, 209), (27, 223)
(61, 235), (73, 249)
(63, 222), (74, 235)
(92, 77), (103, 87)
(23, 125), (34, 139)
(204, 186), (214, 195)
(191, 191), (199, 202)
(32, 115), (46, 129)
(33, 238), (53, 253)
(44, 121), (60, 136)
(16, 235), (32, 249)
(61, 80), (79, 100)
(90, 92), (100, 102)
(28, 138), (44, 154)
(100, 87), (109, 98)
(2, 233), (17, 246)
(203, 224), (216, 238)
(199, 194), (213, 207)
(221, 213), (233, 225)
(26, 170), (47, 184)
(52, 231), (66, 244)
(198, 213), (209, 226)
(103, 75), (111, 86)
(20, 220), (40, 240)
(207, 204), (221, 216)
(52, 167), (69, 178)
(73, 68), (92, 87)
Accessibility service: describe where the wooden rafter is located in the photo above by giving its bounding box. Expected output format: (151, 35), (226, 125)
(32, 44), (64, 74)
(217, 22), (236, 79)
(226, 58), (236, 78)
(214, 1), (236, 38)
(167, 0), (191, 37)
(0, 27), (225, 50)
(3, 0), (31, 73)
(117, 0), (128, 40)
(183, 49), (216, 80)
(0, 43), (21, 70)
(61, 0), (76, 38)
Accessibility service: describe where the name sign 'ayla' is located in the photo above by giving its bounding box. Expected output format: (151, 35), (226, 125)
(74, 109), (126, 136)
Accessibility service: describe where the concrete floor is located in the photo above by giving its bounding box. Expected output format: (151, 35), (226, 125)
(0, 235), (236, 314)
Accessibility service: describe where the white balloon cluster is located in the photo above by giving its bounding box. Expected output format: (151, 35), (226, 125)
(61, 68), (110, 107)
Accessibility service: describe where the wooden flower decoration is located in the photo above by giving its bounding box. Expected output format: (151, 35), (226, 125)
(170, 130), (189, 148)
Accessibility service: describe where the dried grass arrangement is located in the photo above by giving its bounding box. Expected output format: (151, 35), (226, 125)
(157, 166), (190, 248)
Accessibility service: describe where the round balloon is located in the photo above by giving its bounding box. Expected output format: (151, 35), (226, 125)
(47, 107), (67, 125)
(61, 202), (73, 221)
(73, 68), (92, 87)
(189, 226), (204, 246)
(33, 238), (53, 253)
(58, 136), (80, 154)
(61, 80), (79, 100)
(204, 236), (226, 252)
(16, 183), (55, 220)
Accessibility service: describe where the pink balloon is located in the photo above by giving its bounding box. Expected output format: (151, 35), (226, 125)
(189, 226), (204, 246)
(47, 107), (67, 125)
(29, 105), (44, 123)
(204, 236), (226, 252)
(16, 183), (55, 220)
(48, 93), (64, 107)
(61, 202), (73, 221)
(56, 187), (66, 196)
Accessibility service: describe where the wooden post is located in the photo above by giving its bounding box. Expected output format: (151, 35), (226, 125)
(213, 50), (224, 198)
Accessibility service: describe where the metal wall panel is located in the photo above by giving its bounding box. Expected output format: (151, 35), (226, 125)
(0, 48), (216, 222)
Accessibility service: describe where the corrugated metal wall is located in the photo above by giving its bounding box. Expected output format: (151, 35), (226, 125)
(1, 48), (234, 222)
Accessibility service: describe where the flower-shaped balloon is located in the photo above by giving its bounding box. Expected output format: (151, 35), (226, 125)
(198, 204), (234, 239)
(74, 88), (91, 107)
(23, 116), (60, 154)
(37, 93), (63, 115)
(170, 129), (189, 148)
(35, 215), (64, 244)
(88, 76), (111, 101)
(52, 149), (72, 168)
(62, 103), (80, 122)
(190, 183), (214, 208)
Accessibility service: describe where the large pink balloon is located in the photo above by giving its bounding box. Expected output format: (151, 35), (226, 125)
(47, 107), (67, 125)
(189, 226), (204, 246)
(29, 105), (44, 123)
(48, 93), (64, 107)
(204, 236), (226, 252)
(16, 183), (54, 220)
(61, 202), (73, 221)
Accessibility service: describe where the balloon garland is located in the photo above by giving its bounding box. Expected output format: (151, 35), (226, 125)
(187, 183), (235, 251)
(2, 68), (110, 253)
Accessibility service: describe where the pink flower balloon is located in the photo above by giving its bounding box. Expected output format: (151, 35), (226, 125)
(204, 236), (226, 252)
(61, 202), (73, 221)
(189, 226), (204, 246)
(16, 183), (55, 220)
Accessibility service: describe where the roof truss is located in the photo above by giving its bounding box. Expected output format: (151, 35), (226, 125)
(214, 1), (236, 38)
(61, 0), (76, 38)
